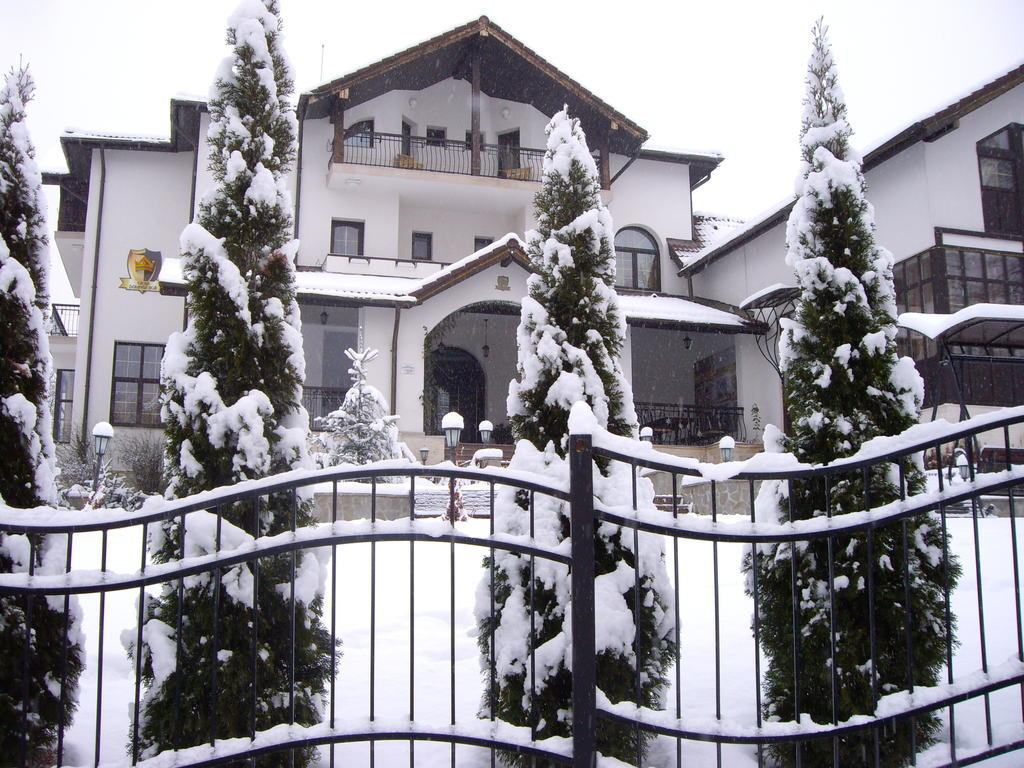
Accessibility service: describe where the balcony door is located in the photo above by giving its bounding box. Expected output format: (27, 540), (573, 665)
(498, 130), (520, 176)
(402, 120), (413, 156)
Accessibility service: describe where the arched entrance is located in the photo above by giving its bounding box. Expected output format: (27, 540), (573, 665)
(423, 301), (519, 443)
(426, 346), (485, 442)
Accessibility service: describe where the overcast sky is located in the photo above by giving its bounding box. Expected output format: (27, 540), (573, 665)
(4, 0), (1022, 301)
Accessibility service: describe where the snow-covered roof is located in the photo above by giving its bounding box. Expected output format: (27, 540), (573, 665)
(899, 304), (1024, 346)
(162, 238), (754, 330)
(666, 214), (744, 270)
(616, 294), (749, 329)
(682, 62), (1024, 277)
(63, 127), (172, 144)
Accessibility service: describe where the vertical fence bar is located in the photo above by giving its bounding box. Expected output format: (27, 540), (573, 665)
(331, 480), (338, 768)
(450, 485), (457, 768)
(749, 477), (764, 768)
(897, 459), (917, 763)
(569, 434), (596, 768)
(632, 460), (642, 768)
(210, 508), (222, 748)
(967, 440), (993, 746)
(1005, 426), (1024, 719)
(409, 506), (415, 768)
(674, 473), (683, 768)
(529, 490), (537, 741)
(489, 479), (497, 768)
(368, 478), (375, 768)
(863, 466), (880, 768)
(21, 541), (35, 768)
(936, 443), (956, 765)
(786, 479), (802, 768)
(251, 498), (260, 751)
(711, 479), (722, 768)
(58, 531), (74, 766)
(825, 473), (839, 768)
(95, 528), (109, 767)
(132, 524), (147, 764)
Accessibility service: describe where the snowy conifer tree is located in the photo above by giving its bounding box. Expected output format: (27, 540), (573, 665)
(478, 108), (673, 764)
(320, 348), (402, 467)
(135, 4), (332, 764)
(0, 64), (84, 763)
(748, 21), (958, 766)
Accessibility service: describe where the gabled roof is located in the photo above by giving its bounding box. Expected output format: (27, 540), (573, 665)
(666, 214), (744, 270)
(681, 61), (1024, 277)
(301, 16), (647, 155)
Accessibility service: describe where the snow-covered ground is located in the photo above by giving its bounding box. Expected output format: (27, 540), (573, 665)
(59, 515), (1024, 767)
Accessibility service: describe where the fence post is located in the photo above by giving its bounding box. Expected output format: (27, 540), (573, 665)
(569, 434), (596, 768)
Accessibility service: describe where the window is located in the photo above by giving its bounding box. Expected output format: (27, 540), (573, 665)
(331, 220), (364, 257)
(111, 342), (163, 426)
(426, 127), (446, 147)
(412, 232), (433, 261)
(474, 236), (494, 252)
(977, 124), (1023, 235)
(53, 369), (74, 443)
(344, 119), (374, 148)
(614, 227), (660, 290)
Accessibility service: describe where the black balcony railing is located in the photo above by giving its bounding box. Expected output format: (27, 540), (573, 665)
(303, 386), (348, 429)
(48, 304), (80, 337)
(636, 402), (746, 445)
(337, 132), (547, 182)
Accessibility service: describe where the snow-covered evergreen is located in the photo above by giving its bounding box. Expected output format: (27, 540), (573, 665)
(135, 4), (332, 764)
(747, 21), (959, 766)
(478, 108), (673, 765)
(319, 348), (402, 468)
(0, 64), (84, 763)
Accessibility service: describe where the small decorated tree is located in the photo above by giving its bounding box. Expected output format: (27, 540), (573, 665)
(320, 348), (402, 467)
(0, 64), (84, 764)
(747, 20), (959, 766)
(477, 108), (674, 764)
(135, 4), (332, 764)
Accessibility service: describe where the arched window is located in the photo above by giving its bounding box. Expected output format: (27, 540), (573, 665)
(614, 227), (660, 290)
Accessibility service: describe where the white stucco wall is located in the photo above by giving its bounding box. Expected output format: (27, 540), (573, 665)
(71, 147), (191, 445)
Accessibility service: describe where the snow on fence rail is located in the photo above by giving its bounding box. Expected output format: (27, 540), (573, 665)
(2, 408), (1024, 767)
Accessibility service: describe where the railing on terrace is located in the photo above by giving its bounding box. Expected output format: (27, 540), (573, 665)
(48, 303), (80, 337)
(636, 401), (746, 445)
(304, 386), (348, 429)
(336, 132), (549, 183)
(2, 406), (1024, 767)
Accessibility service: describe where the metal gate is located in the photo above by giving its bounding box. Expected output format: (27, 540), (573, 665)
(2, 407), (1024, 767)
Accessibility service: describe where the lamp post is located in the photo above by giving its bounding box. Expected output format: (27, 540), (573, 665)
(419, 446), (429, 465)
(954, 447), (970, 482)
(92, 421), (114, 502)
(719, 434), (735, 463)
(640, 426), (653, 443)
(441, 412), (463, 522)
(479, 420), (493, 444)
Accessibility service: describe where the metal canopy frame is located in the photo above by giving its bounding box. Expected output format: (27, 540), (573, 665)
(904, 314), (1024, 423)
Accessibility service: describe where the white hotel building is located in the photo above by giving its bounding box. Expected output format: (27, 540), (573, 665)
(42, 17), (1024, 460)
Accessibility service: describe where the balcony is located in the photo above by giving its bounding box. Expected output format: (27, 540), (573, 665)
(335, 132), (545, 183)
(635, 402), (746, 445)
(48, 303), (80, 337)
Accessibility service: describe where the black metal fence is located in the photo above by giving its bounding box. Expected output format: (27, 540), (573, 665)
(2, 408), (1023, 767)
(337, 132), (547, 183)
(635, 402), (747, 445)
(303, 386), (348, 429)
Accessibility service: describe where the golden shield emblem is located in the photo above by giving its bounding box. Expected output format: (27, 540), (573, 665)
(120, 249), (162, 292)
